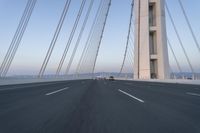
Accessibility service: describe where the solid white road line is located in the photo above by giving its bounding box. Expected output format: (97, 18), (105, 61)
(186, 92), (200, 97)
(118, 89), (144, 103)
(45, 87), (69, 96)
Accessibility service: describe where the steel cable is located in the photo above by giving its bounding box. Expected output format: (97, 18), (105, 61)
(119, 0), (134, 75)
(75, 0), (105, 76)
(65, 0), (95, 75)
(91, 0), (112, 76)
(166, 3), (194, 74)
(178, 0), (200, 55)
(56, 0), (87, 76)
(2, 0), (37, 77)
(0, 0), (33, 77)
(1, 0), (36, 77)
(38, 0), (71, 78)
(167, 38), (182, 73)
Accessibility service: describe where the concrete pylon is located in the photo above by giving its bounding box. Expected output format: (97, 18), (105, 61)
(134, 0), (170, 80)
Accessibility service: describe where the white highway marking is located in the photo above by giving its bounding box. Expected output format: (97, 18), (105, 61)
(118, 89), (144, 103)
(186, 92), (200, 97)
(46, 87), (69, 96)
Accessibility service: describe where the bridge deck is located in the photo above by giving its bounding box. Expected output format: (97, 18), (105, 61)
(0, 80), (200, 133)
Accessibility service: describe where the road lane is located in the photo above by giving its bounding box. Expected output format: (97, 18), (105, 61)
(0, 80), (91, 116)
(118, 89), (145, 103)
(0, 80), (92, 133)
(45, 87), (69, 96)
(108, 80), (200, 132)
(0, 79), (200, 133)
(186, 92), (200, 97)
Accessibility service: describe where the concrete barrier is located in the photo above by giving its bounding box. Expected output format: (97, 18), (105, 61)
(123, 79), (200, 85)
(1, 77), (199, 86)
(0, 77), (83, 86)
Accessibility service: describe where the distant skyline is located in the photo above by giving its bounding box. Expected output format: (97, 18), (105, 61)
(0, 0), (200, 76)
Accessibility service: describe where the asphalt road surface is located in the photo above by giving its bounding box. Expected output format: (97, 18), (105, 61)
(0, 79), (200, 133)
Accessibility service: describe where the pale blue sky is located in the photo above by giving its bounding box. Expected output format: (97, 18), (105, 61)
(0, 0), (200, 75)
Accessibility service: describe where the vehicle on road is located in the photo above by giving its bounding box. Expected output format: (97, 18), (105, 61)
(109, 76), (114, 81)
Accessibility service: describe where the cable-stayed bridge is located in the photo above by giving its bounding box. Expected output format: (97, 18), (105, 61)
(0, 0), (200, 133)
(0, 0), (199, 81)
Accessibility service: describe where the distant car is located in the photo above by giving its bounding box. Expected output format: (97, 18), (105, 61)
(109, 76), (114, 81)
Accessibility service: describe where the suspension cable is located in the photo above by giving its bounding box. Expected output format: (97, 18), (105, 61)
(0, 0), (37, 77)
(119, 0), (134, 75)
(65, 0), (95, 75)
(165, 2), (194, 74)
(127, 48), (134, 67)
(38, 0), (71, 78)
(81, 0), (107, 76)
(56, 0), (87, 76)
(167, 38), (182, 73)
(77, 0), (108, 78)
(0, 0), (32, 77)
(2, 0), (37, 77)
(178, 0), (200, 55)
(123, 43), (134, 71)
(129, 40), (134, 56)
(129, 38), (134, 55)
(92, 0), (112, 76)
(75, 0), (104, 76)
(121, 49), (134, 76)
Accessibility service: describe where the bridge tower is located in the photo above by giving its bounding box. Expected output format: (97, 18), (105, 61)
(134, 0), (169, 79)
